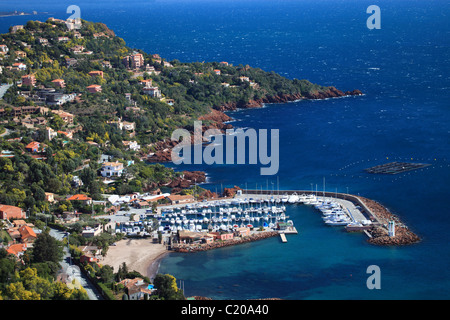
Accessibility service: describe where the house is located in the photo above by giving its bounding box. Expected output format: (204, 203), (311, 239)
(10, 25), (24, 33)
(51, 110), (74, 123)
(122, 140), (140, 151)
(140, 79), (153, 88)
(58, 211), (80, 224)
(13, 63), (27, 71)
(86, 84), (102, 93)
(57, 36), (70, 42)
(10, 106), (43, 117)
(45, 192), (56, 203)
(65, 57), (78, 67)
(15, 50), (27, 59)
(18, 225), (37, 243)
(235, 227), (250, 237)
(166, 194), (195, 205)
(101, 60), (112, 68)
(0, 204), (26, 220)
(101, 161), (124, 177)
(57, 130), (73, 139)
(239, 76), (250, 82)
(211, 232), (234, 241)
(70, 45), (85, 53)
(122, 121), (136, 132)
(20, 116), (47, 129)
(0, 44), (9, 55)
(38, 37), (49, 46)
(66, 194), (93, 205)
(213, 69), (221, 75)
(120, 278), (154, 300)
(51, 79), (65, 88)
(25, 141), (42, 153)
(143, 86), (161, 98)
(88, 70), (104, 78)
(123, 53), (144, 69)
(219, 61), (229, 66)
(73, 31), (83, 39)
(81, 225), (102, 238)
(135, 201), (150, 209)
(22, 74), (36, 87)
(12, 220), (28, 228)
(78, 246), (102, 261)
(45, 127), (58, 141)
(6, 243), (27, 258)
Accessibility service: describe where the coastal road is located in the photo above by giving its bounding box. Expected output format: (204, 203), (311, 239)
(49, 228), (103, 300)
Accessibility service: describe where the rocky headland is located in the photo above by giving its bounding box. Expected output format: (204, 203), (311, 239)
(213, 87), (363, 112)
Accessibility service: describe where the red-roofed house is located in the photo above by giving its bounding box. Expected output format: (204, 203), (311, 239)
(51, 79), (65, 88)
(25, 141), (41, 153)
(13, 62), (27, 71)
(6, 243), (27, 257)
(0, 204), (25, 220)
(214, 69), (221, 75)
(18, 225), (37, 243)
(86, 84), (102, 93)
(140, 79), (153, 88)
(88, 70), (104, 78)
(67, 194), (93, 205)
(22, 74), (36, 87)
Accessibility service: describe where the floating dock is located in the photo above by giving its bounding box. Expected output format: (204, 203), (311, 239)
(279, 233), (287, 243)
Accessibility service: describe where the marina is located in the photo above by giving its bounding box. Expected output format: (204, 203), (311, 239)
(111, 185), (419, 249)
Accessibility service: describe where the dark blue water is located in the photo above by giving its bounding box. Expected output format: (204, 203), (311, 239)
(2, 0), (449, 299)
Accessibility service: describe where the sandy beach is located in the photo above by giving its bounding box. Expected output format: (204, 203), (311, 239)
(101, 238), (168, 279)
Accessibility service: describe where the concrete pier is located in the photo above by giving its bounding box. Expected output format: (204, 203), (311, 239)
(239, 189), (382, 226)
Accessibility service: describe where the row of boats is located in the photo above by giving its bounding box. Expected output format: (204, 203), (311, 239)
(154, 198), (293, 233)
(115, 192), (371, 236)
(312, 199), (355, 226)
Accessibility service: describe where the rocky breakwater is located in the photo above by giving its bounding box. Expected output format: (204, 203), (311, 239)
(358, 196), (421, 246)
(174, 231), (279, 253)
(214, 88), (363, 112)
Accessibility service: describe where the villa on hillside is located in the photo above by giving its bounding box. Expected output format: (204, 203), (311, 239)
(101, 161), (124, 178)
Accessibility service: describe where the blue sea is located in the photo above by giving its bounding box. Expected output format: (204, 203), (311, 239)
(2, 0), (449, 300)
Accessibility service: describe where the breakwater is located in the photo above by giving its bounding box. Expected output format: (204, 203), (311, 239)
(243, 189), (421, 246)
(173, 231), (279, 253)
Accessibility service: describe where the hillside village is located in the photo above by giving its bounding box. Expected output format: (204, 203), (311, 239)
(0, 17), (339, 300)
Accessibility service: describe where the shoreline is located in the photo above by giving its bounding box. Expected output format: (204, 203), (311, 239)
(102, 190), (419, 284)
(173, 231), (279, 253)
(101, 238), (168, 281)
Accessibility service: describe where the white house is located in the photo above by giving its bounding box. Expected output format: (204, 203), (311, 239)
(101, 161), (124, 177)
(123, 140), (140, 151)
(143, 86), (162, 98)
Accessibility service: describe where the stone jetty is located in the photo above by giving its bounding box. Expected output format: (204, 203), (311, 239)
(173, 231), (279, 253)
(358, 196), (421, 246)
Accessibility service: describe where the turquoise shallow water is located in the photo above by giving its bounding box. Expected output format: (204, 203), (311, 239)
(2, 0), (449, 299)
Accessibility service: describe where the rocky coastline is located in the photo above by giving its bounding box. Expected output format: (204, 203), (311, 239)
(358, 196), (421, 246)
(146, 88), (363, 164)
(173, 231), (279, 253)
(213, 87), (363, 112)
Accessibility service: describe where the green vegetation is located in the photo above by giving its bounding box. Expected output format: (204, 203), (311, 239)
(0, 17), (336, 300)
(0, 231), (89, 300)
